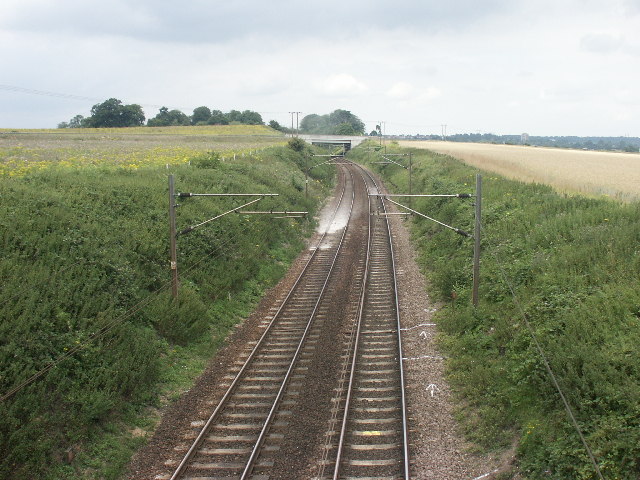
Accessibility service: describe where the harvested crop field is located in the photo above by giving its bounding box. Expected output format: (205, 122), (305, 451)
(400, 140), (640, 201)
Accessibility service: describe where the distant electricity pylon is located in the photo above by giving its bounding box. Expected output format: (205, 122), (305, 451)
(289, 111), (302, 137)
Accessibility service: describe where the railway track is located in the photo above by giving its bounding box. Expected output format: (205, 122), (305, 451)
(162, 161), (409, 480)
(323, 167), (409, 479)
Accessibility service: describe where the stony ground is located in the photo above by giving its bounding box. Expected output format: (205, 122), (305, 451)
(388, 210), (509, 479)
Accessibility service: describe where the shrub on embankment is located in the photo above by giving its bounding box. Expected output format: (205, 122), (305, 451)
(0, 144), (332, 479)
(350, 142), (640, 479)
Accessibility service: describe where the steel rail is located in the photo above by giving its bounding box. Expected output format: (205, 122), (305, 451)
(169, 167), (354, 480)
(331, 161), (410, 479)
(377, 172), (411, 480)
(240, 165), (357, 479)
(364, 165), (411, 479)
(331, 166), (374, 480)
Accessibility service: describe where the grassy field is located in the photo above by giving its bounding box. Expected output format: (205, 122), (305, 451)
(0, 125), (285, 176)
(400, 140), (640, 201)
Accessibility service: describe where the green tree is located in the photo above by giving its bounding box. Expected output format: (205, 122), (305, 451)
(328, 109), (364, 135)
(227, 110), (242, 124)
(269, 120), (286, 132)
(147, 107), (190, 127)
(191, 106), (212, 125)
(333, 122), (357, 135)
(299, 110), (364, 135)
(84, 98), (145, 128)
(287, 137), (307, 152)
(207, 110), (229, 125)
(57, 114), (86, 129)
(299, 114), (327, 134)
(239, 110), (263, 125)
(69, 115), (85, 128)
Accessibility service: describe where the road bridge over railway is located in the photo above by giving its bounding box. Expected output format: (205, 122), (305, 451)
(299, 134), (368, 153)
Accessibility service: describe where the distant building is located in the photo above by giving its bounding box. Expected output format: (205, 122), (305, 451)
(521, 133), (530, 144)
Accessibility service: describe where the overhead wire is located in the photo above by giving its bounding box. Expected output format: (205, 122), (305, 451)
(0, 83), (183, 113)
(0, 83), (289, 122)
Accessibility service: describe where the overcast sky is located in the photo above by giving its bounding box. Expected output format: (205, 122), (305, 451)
(1, 0), (639, 136)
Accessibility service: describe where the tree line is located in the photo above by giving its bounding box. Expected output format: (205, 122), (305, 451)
(400, 132), (640, 153)
(299, 109), (365, 136)
(57, 98), (273, 129)
(58, 100), (366, 137)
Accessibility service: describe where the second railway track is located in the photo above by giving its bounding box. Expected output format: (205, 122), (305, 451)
(162, 161), (410, 480)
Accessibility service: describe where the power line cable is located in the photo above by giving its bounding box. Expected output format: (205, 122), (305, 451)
(0, 84), (103, 103)
(0, 83), (178, 112)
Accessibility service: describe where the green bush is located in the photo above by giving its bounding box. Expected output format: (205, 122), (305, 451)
(191, 151), (221, 169)
(148, 289), (209, 345)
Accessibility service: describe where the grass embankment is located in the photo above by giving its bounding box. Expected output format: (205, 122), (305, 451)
(0, 142), (333, 479)
(350, 142), (640, 479)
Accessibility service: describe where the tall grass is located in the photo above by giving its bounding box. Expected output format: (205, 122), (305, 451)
(351, 142), (640, 479)
(0, 143), (333, 479)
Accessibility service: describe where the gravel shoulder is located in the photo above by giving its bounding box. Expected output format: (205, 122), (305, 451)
(388, 210), (507, 479)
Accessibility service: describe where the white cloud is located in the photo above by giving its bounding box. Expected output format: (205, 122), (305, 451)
(315, 74), (368, 96)
(625, 0), (640, 14)
(387, 82), (414, 100)
(387, 83), (441, 103)
(580, 33), (625, 54)
(418, 87), (442, 102)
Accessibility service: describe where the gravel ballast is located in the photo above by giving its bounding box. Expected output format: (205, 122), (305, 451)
(125, 171), (509, 480)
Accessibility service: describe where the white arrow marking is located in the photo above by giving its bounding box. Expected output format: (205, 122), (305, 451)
(403, 355), (444, 361)
(419, 331), (428, 339)
(426, 384), (440, 397)
(400, 323), (436, 331)
(471, 469), (500, 480)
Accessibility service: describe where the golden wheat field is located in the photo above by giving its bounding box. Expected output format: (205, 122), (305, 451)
(400, 140), (640, 201)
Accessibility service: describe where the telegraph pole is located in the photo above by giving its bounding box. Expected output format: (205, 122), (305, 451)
(289, 111), (301, 137)
(167, 178), (306, 300)
(472, 174), (482, 307)
(408, 152), (413, 207)
(168, 175), (179, 298)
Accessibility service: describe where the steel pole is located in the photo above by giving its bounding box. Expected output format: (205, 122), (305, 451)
(408, 152), (413, 208)
(472, 174), (482, 307)
(168, 175), (179, 299)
